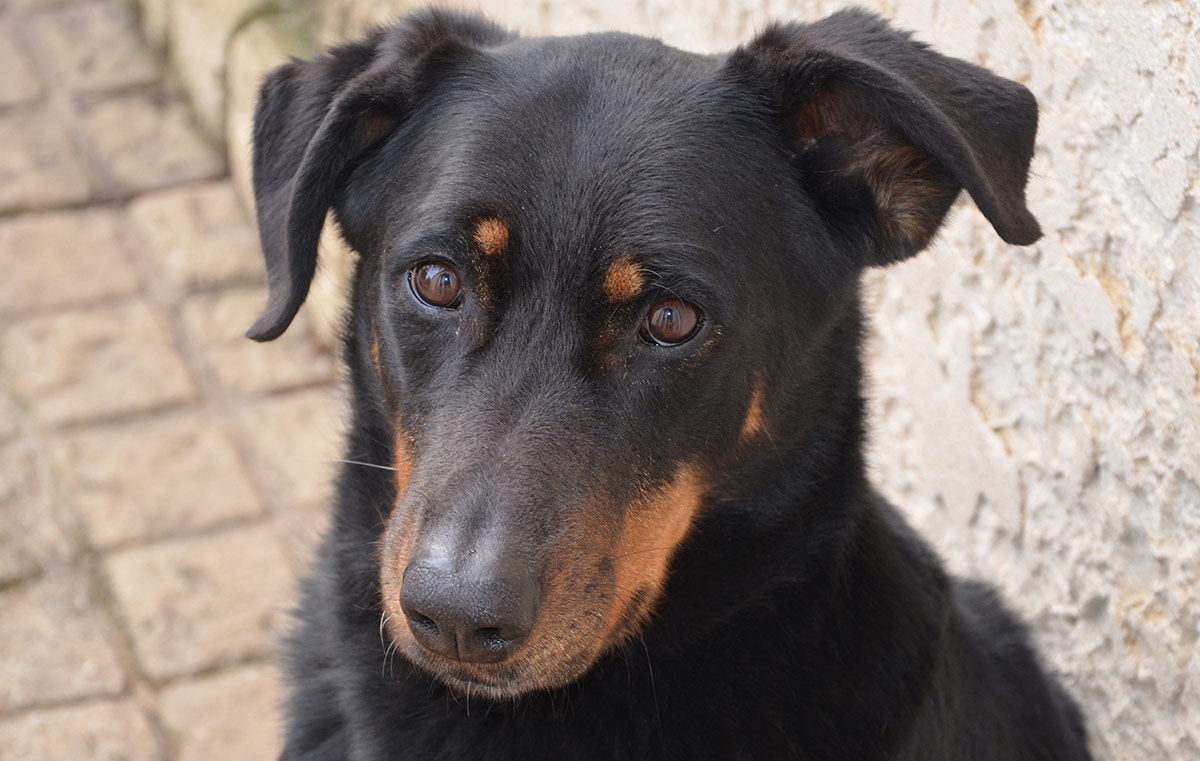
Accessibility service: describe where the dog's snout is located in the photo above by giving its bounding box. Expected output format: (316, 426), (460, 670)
(399, 562), (541, 664)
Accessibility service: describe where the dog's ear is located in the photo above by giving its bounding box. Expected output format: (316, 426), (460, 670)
(727, 9), (1040, 269)
(247, 10), (513, 341)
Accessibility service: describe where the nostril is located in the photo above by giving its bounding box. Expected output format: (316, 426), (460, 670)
(462, 625), (524, 663)
(475, 626), (503, 643)
(408, 611), (439, 637)
(474, 626), (518, 651)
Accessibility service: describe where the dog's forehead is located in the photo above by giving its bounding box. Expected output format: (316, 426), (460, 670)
(418, 34), (778, 279)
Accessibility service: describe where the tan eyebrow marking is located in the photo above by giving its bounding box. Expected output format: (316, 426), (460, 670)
(603, 256), (646, 302)
(473, 217), (509, 256)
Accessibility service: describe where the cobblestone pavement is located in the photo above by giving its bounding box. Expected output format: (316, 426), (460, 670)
(0, 1), (342, 758)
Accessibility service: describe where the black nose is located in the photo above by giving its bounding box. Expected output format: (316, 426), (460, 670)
(399, 563), (541, 664)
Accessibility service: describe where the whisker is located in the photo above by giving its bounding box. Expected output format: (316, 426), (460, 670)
(610, 546), (675, 560)
(296, 457), (398, 472)
(640, 634), (661, 735)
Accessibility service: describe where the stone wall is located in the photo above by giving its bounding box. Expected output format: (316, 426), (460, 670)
(141, 0), (1199, 758)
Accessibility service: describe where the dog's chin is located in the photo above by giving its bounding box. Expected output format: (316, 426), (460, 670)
(395, 639), (602, 701)
(432, 670), (568, 702)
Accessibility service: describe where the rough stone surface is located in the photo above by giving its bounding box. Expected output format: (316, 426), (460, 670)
(127, 181), (264, 294)
(0, 106), (92, 213)
(104, 526), (294, 681)
(29, 0), (158, 93)
(158, 665), (284, 761)
(181, 288), (333, 396)
(0, 441), (76, 584)
(166, 0), (267, 138)
(2, 301), (196, 428)
(0, 395), (20, 443)
(235, 389), (343, 569)
(79, 87), (224, 195)
(0, 700), (163, 761)
(236, 389), (344, 512)
(7, 0), (95, 10)
(0, 22), (42, 105)
(0, 572), (126, 712)
(226, 15), (308, 215)
(136, 0), (167, 51)
(0, 4), (340, 758)
(48, 412), (264, 550)
(0, 209), (140, 315)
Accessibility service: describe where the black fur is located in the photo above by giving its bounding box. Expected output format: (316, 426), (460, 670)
(248, 8), (1092, 760)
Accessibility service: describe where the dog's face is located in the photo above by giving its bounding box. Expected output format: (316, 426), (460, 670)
(247, 10), (1039, 698)
(364, 36), (808, 696)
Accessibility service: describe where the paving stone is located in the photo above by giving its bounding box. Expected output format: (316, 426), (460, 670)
(270, 491), (333, 575)
(0, 699), (163, 761)
(0, 572), (125, 712)
(158, 664), (283, 761)
(105, 525), (293, 681)
(182, 288), (333, 396)
(127, 181), (263, 293)
(0, 442), (76, 584)
(48, 412), (263, 550)
(0, 209), (140, 315)
(0, 106), (92, 213)
(80, 88), (223, 195)
(2, 301), (197, 428)
(7, 0), (85, 9)
(0, 24), (42, 106)
(0, 394), (20, 443)
(137, 0), (168, 52)
(236, 389), (343, 569)
(237, 389), (344, 510)
(30, 0), (158, 94)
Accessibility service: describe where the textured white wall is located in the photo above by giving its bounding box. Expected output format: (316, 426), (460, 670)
(309, 1), (1200, 758)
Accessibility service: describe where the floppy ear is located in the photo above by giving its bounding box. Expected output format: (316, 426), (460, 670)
(247, 10), (513, 341)
(726, 9), (1040, 268)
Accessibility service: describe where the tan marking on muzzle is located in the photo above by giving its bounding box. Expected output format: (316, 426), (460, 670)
(389, 428), (414, 517)
(608, 465), (708, 637)
(379, 428), (417, 632)
(473, 217), (509, 256)
(603, 256), (645, 302)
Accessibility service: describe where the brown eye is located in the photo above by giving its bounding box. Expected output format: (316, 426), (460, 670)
(642, 298), (703, 346)
(409, 262), (463, 308)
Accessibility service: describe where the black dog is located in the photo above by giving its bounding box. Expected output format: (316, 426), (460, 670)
(248, 8), (1093, 760)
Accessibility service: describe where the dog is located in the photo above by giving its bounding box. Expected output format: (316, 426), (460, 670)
(247, 8), (1093, 760)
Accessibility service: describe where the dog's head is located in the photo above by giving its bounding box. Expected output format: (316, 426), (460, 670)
(248, 9), (1039, 699)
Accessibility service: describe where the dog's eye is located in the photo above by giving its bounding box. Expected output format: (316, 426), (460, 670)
(641, 298), (703, 346)
(409, 262), (463, 309)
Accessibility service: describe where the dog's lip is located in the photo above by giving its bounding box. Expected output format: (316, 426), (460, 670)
(434, 669), (531, 702)
(392, 622), (603, 698)
(403, 645), (544, 699)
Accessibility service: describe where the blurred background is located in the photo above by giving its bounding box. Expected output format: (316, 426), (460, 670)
(0, 0), (1195, 759)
